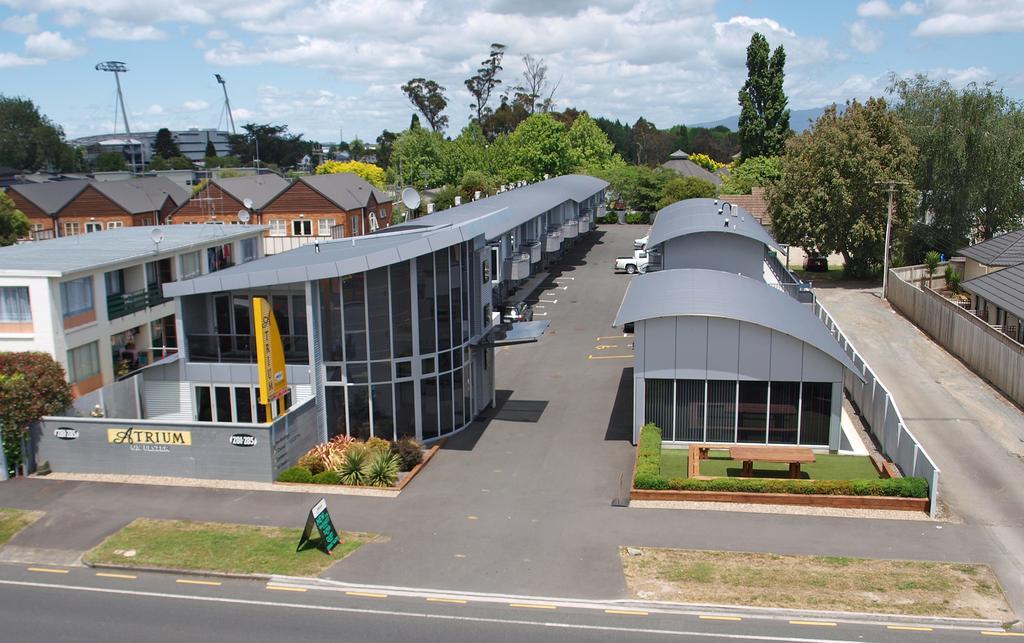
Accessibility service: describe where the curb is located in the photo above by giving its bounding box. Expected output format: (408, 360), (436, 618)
(82, 560), (271, 581)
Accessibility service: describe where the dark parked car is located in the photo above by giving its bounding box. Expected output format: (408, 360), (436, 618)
(502, 302), (534, 323)
(622, 321), (635, 334)
(803, 254), (828, 272)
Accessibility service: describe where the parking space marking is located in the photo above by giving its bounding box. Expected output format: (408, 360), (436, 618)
(538, 299), (558, 304)
(595, 335), (629, 340)
(176, 579), (222, 587)
(553, 276), (575, 280)
(27, 567), (69, 574)
(587, 354), (633, 360)
(96, 572), (137, 580)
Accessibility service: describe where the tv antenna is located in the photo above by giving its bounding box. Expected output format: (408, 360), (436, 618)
(95, 61), (137, 173)
(214, 73), (236, 135)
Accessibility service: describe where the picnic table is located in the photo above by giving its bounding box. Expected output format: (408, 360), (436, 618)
(728, 446), (816, 479)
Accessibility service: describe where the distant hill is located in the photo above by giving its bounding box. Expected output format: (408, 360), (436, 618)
(690, 106), (840, 133)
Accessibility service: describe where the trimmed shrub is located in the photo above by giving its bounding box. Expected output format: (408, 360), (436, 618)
(633, 424), (669, 488)
(338, 446), (369, 486)
(391, 438), (423, 472)
(311, 470), (342, 485)
(366, 436), (391, 454)
(297, 452), (326, 475)
(624, 212), (649, 225)
(365, 450), (400, 488)
(277, 466), (312, 483)
(661, 476), (928, 498)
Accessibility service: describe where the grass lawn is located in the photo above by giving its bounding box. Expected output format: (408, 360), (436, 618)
(661, 449), (880, 480)
(0, 508), (42, 546)
(85, 518), (375, 577)
(793, 266), (847, 282)
(621, 547), (1013, 619)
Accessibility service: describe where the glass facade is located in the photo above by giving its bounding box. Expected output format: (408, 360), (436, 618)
(321, 242), (476, 442)
(644, 378), (833, 446)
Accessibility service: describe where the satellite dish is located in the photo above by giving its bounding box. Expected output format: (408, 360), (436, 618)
(237, 210), (250, 223)
(150, 228), (164, 244)
(401, 187), (421, 210)
(243, 198), (254, 209)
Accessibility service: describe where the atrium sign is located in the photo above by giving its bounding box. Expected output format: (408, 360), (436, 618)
(107, 428), (192, 453)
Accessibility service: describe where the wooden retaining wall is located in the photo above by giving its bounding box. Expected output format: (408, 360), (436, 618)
(631, 488), (929, 512)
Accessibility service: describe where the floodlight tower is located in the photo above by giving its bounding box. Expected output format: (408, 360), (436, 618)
(215, 74), (236, 135)
(95, 61), (136, 172)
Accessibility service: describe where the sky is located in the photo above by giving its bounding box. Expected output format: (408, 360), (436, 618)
(1, 0), (1022, 143)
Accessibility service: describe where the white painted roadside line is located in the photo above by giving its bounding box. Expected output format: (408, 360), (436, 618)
(538, 299), (558, 304)
(534, 313), (548, 317)
(553, 276), (575, 280)
(0, 579), (883, 643)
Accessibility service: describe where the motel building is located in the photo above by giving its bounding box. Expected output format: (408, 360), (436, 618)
(32, 175), (607, 481)
(615, 199), (862, 451)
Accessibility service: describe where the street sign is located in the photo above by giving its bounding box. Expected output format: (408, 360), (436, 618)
(298, 498), (340, 554)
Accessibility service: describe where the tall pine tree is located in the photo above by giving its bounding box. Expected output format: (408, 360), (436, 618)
(737, 33), (790, 160)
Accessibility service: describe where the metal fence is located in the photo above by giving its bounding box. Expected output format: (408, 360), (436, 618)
(887, 265), (1024, 406)
(814, 300), (941, 517)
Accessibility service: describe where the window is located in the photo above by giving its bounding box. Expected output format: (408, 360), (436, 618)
(318, 219), (335, 236)
(349, 214), (362, 236)
(644, 379), (674, 441)
(104, 270), (125, 296)
(800, 382), (832, 446)
(292, 219), (313, 236)
(674, 380), (704, 442)
(207, 244), (232, 272)
(768, 382), (800, 444)
(67, 342), (100, 383)
(706, 380), (737, 442)
(489, 246), (500, 282)
(737, 381), (768, 443)
(269, 219), (286, 237)
(0, 287), (31, 322)
(107, 221), (123, 229)
(240, 237), (258, 263)
(180, 251), (201, 280)
(64, 221), (80, 236)
(85, 222), (103, 233)
(60, 276), (94, 319)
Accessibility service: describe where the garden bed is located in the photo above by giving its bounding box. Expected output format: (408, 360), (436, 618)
(275, 436), (441, 493)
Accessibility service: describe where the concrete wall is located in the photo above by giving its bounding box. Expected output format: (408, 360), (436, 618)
(888, 265), (1024, 407)
(270, 397), (319, 477)
(661, 233), (765, 279)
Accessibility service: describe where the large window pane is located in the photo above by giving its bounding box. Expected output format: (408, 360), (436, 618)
(342, 273), (367, 361)
(644, 378), (673, 441)
(67, 342), (100, 383)
(800, 382), (832, 446)
(394, 381), (416, 439)
(439, 371), (454, 435)
(417, 255), (435, 354)
(325, 386), (347, 438)
(235, 386), (253, 423)
(291, 295), (307, 337)
(60, 276), (93, 318)
(390, 262), (413, 358)
(366, 267), (391, 360)
(674, 380), (704, 442)
(320, 279), (343, 361)
(768, 382), (800, 444)
(706, 380), (737, 443)
(435, 250), (451, 351)
(348, 385), (371, 440)
(371, 383), (394, 440)
(450, 246), (463, 346)
(421, 376), (438, 440)
(215, 386), (233, 422)
(196, 386), (212, 422)
(453, 367), (465, 428)
(737, 381), (768, 443)
(0, 287), (31, 322)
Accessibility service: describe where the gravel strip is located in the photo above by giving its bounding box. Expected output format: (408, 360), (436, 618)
(630, 499), (940, 521)
(40, 472), (399, 497)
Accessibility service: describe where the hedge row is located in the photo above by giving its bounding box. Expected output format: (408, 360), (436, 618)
(633, 424), (663, 488)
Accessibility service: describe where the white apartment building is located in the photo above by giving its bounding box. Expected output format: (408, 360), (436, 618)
(0, 225), (265, 396)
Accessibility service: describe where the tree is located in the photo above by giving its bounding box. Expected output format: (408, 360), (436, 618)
(592, 160), (673, 214)
(375, 130), (398, 169)
(0, 352), (72, 477)
(594, 117), (631, 158)
(506, 113), (574, 181)
(95, 151), (127, 172)
(153, 128), (181, 158)
(567, 112), (615, 171)
(514, 54), (558, 115)
(229, 123), (311, 168)
(205, 155), (241, 169)
(924, 250), (940, 289)
(737, 33), (791, 160)
(481, 94), (530, 140)
(0, 95), (81, 172)
(205, 139), (217, 158)
(720, 156), (782, 194)
(767, 98), (918, 277)
(148, 155), (193, 171)
(0, 192), (29, 245)
(459, 170), (498, 201)
(629, 118), (674, 166)
(409, 114), (421, 130)
(401, 78), (449, 133)
(431, 184), (459, 211)
(348, 138), (367, 161)
(658, 176), (718, 209)
(389, 127), (446, 189)
(315, 159), (386, 188)
(890, 75), (1024, 258)
(465, 43), (505, 124)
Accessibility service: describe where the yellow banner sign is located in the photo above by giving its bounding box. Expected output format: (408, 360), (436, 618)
(107, 428), (192, 446)
(253, 296), (288, 405)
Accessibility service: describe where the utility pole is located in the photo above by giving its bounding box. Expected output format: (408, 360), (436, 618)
(877, 180), (909, 299)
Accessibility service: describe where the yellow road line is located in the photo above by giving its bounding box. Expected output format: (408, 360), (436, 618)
(595, 335), (629, 340)
(95, 572), (136, 580)
(605, 609), (648, 616)
(981, 632), (1024, 637)
(175, 579), (222, 586)
(700, 615), (742, 621)
(887, 625), (933, 632)
(266, 585), (307, 593)
(346, 591), (388, 599)
(27, 567), (68, 574)
(427, 598), (468, 604)
(587, 354), (633, 360)
(789, 620), (837, 627)
(509, 603), (557, 610)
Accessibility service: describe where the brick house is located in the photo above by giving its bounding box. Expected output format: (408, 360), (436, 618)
(719, 187), (771, 229)
(168, 174), (289, 226)
(260, 173), (393, 239)
(7, 177), (189, 239)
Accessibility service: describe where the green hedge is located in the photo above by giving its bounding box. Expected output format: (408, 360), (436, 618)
(635, 424), (662, 481)
(624, 212), (649, 224)
(277, 466), (312, 483)
(311, 470), (342, 485)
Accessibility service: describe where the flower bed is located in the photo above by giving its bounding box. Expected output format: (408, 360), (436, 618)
(276, 435), (433, 490)
(630, 424), (929, 511)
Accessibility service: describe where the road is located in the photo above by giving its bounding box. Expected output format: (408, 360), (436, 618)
(0, 563), (1013, 642)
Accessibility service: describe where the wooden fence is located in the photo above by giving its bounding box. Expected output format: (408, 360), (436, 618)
(887, 265), (1024, 407)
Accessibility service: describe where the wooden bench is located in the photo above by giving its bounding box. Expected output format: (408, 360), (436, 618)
(728, 446), (816, 479)
(870, 453), (903, 479)
(687, 444), (715, 478)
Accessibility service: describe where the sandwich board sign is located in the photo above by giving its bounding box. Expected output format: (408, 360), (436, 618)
(298, 498), (340, 554)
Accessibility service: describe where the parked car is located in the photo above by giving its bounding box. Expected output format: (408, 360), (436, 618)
(634, 235), (648, 250)
(803, 254), (828, 272)
(622, 321), (635, 334)
(614, 249), (649, 274)
(502, 301), (534, 323)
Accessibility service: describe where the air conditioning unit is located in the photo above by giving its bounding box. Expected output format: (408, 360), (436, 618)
(454, 196), (462, 206)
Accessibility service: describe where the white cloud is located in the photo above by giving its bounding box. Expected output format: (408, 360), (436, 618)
(899, 2), (922, 15)
(88, 18), (166, 40)
(2, 13), (39, 34)
(849, 20), (883, 53)
(0, 51), (46, 67)
(913, 0), (1024, 36)
(24, 31), (84, 59)
(206, 29), (230, 40)
(147, 104), (164, 115)
(857, 0), (896, 18)
(182, 100), (210, 111)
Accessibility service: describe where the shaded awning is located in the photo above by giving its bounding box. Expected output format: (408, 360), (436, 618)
(478, 320), (551, 346)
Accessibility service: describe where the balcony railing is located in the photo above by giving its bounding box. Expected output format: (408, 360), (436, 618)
(505, 253), (531, 281)
(522, 240), (542, 263)
(107, 284), (169, 320)
(187, 333), (310, 364)
(545, 227), (563, 252)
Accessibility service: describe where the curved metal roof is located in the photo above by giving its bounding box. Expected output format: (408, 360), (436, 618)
(647, 198), (780, 251)
(613, 268), (861, 375)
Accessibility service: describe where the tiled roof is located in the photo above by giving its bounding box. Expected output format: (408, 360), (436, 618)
(962, 263), (1024, 321)
(720, 187), (770, 228)
(957, 230), (1024, 267)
